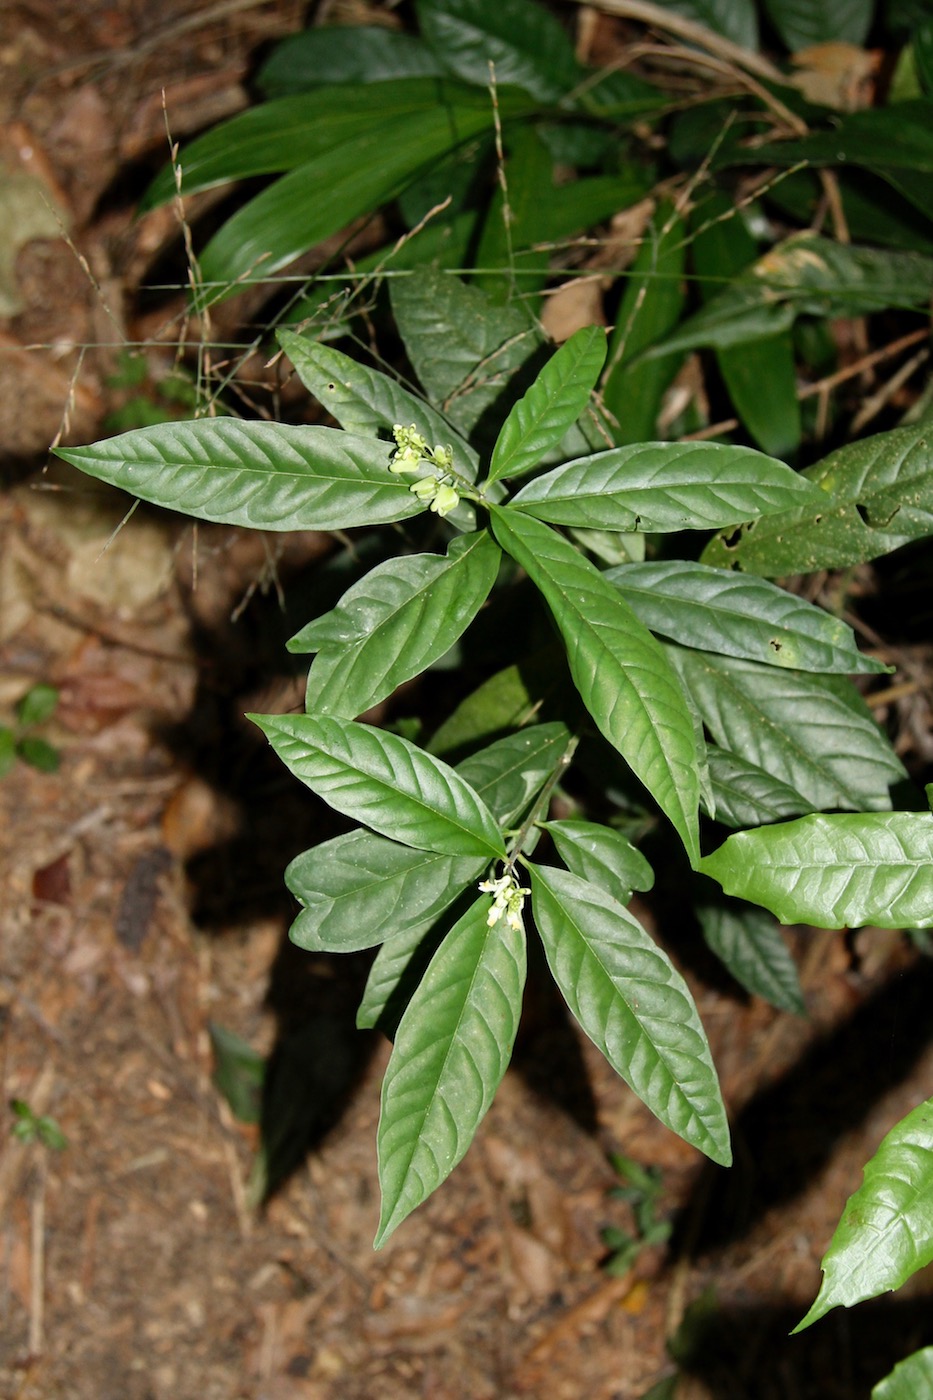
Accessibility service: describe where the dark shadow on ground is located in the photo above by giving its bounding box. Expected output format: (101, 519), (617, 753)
(672, 1294), (933, 1399)
(672, 957), (933, 1259)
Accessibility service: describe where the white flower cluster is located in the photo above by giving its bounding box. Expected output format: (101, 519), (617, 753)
(389, 424), (460, 518)
(478, 871), (530, 932)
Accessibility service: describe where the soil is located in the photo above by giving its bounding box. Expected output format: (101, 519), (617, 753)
(2, 4), (933, 1398)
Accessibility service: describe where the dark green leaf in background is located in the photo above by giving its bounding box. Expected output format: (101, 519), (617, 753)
(601, 203), (686, 445)
(762, 0), (873, 51)
(392, 268), (540, 440)
(691, 192), (800, 458)
(702, 422), (933, 576)
(696, 899), (805, 1015)
(660, 0), (759, 49)
(704, 745), (818, 828)
(416, 0), (581, 101)
(667, 648), (905, 814)
(256, 26), (445, 96)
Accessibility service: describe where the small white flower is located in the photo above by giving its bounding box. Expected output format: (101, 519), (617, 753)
(479, 871), (529, 933)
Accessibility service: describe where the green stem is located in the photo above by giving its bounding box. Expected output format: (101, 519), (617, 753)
(506, 732), (579, 872)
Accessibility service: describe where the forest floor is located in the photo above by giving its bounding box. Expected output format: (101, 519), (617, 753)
(2, 3), (933, 1397)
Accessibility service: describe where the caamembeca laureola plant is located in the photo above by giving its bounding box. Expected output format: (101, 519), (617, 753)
(57, 275), (933, 1328)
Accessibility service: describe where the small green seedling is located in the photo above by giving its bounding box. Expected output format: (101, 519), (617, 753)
(602, 1152), (672, 1276)
(10, 1099), (68, 1151)
(0, 684), (60, 777)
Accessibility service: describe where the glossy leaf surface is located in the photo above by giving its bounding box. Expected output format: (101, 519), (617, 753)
(257, 27), (444, 95)
(198, 103), (503, 293)
(530, 864), (731, 1165)
(375, 896), (526, 1244)
(252, 714), (505, 859)
(796, 1096), (933, 1329)
(287, 835), (483, 952)
(872, 1346), (933, 1398)
(702, 812), (933, 929)
(487, 326), (607, 485)
(299, 532), (501, 719)
(491, 508), (701, 865)
(511, 442), (822, 532)
(287, 723), (571, 952)
(56, 423), (421, 531)
(278, 331), (480, 478)
(608, 560), (888, 674)
(540, 819), (654, 902)
(763, 0), (872, 49)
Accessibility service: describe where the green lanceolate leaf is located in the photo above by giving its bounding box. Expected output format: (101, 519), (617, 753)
(55, 422), (422, 531)
(510, 441), (823, 532)
(491, 507), (701, 864)
(695, 900), (805, 1016)
(297, 531), (501, 720)
(287, 723), (570, 954)
(487, 326), (607, 485)
(795, 1096), (933, 1331)
(607, 560), (888, 674)
(251, 713), (505, 859)
(666, 649), (904, 813)
(277, 331), (480, 479)
(701, 811), (933, 930)
(391, 268), (541, 440)
(142, 80), (488, 205)
(663, 0), (758, 53)
(529, 863), (731, 1165)
(872, 1347), (933, 1399)
(417, 0), (580, 102)
(702, 422), (933, 577)
(540, 819), (654, 903)
(375, 894), (526, 1245)
(197, 101), (508, 295)
(704, 745), (818, 828)
(287, 835), (484, 952)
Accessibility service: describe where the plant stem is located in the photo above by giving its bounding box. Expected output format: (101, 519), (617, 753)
(507, 732), (579, 872)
